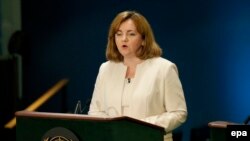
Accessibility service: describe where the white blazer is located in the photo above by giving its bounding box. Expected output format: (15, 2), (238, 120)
(88, 57), (187, 141)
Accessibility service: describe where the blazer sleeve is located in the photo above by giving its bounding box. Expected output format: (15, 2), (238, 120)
(88, 63), (108, 117)
(142, 63), (188, 133)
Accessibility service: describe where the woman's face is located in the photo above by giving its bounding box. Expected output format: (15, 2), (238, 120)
(115, 19), (144, 58)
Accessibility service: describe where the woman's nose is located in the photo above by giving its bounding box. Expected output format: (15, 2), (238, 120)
(122, 35), (128, 41)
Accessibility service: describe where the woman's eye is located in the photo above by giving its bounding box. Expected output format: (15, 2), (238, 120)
(115, 33), (122, 36)
(129, 33), (136, 36)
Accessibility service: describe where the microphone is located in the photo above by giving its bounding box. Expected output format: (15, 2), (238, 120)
(128, 78), (131, 83)
(244, 115), (250, 125)
(74, 100), (82, 114)
(74, 99), (91, 114)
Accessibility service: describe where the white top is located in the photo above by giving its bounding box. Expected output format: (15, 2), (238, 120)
(88, 57), (187, 141)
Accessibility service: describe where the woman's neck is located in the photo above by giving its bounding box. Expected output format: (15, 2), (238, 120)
(123, 57), (143, 67)
(123, 57), (143, 78)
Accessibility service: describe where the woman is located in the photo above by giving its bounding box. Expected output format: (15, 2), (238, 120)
(88, 10), (187, 141)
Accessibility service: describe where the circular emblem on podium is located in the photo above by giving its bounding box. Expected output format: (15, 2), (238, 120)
(41, 127), (79, 141)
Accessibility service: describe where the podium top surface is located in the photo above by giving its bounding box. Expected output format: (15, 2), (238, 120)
(208, 121), (240, 128)
(16, 110), (164, 131)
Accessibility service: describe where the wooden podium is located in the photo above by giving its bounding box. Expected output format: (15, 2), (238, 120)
(16, 110), (165, 141)
(208, 121), (239, 141)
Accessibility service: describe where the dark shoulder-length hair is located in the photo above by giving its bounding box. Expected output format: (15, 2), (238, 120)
(106, 10), (162, 62)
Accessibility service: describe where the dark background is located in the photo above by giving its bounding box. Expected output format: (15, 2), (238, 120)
(2, 0), (250, 141)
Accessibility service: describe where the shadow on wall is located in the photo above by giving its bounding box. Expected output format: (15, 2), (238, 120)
(1, 30), (27, 141)
(190, 125), (210, 141)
